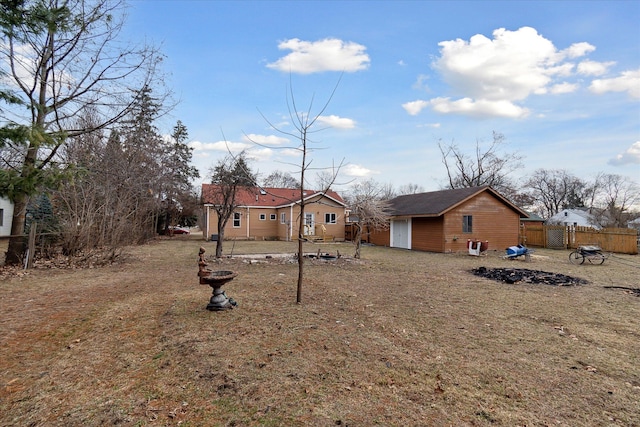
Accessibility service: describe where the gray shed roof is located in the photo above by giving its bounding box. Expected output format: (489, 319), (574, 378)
(387, 186), (528, 218)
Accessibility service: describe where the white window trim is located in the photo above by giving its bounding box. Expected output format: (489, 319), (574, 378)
(325, 212), (337, 224)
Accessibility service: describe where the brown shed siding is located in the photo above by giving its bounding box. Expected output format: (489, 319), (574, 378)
(411, 217), (444, 252)
(443, 192), (520, 252)
(366, 187), (524, 253)
(368, 227), (390, 247)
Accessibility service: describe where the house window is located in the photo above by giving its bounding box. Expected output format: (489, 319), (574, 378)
(259, 213), (266, 221)
(462, 215), (472, 233)
(280, 213), (286, 224)
(325, 213), (337, 224)
(270, 214), (276, 221)
(233, 212), (241, 228)
(0, 209), (3, 227)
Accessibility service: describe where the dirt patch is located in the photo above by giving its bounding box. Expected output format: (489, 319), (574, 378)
(471, 266), (589, 286)
(604, 286), (640, 297)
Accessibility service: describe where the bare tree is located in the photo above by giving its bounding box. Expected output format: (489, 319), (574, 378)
(345, 179), (390, 259)
(396, 183), (424, 196)
(208, 152), (256, 258)
(439, 131), (523, 197)
(262, 170), (299, 188)
(591, 173), (639, 227)
(257, 78), (343, 304)
(50, 85), (187, 260)
(0, 0), (162, 265)
(524, 169), (591, 219)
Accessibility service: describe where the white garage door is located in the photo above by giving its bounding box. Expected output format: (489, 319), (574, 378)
(391, 219), (411, 249)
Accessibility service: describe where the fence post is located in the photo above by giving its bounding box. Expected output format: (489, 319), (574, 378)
(26, 222), (37, 270)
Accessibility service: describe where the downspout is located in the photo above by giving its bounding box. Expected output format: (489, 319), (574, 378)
(205, 206), (209, 240)
(246, 207), (250, 239)
(290, 205), (294, 241)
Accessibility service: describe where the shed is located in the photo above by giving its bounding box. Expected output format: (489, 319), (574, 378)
(369, 186), (529, 253)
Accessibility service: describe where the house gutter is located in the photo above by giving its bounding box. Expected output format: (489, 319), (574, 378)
(203, 204), (212, 241)
(246, 207), (250, 239)
(290, 205), (294, 241)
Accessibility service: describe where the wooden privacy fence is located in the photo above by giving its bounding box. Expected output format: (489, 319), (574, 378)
(521, 224), (638, 254)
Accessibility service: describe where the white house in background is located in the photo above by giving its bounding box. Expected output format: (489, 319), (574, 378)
(0, 197), (14, 236)
(628, 217), (640, 230)
(546, 208), (600, 229)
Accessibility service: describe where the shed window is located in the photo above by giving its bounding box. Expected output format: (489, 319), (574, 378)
(233, 212), (241, 228)
(462, 215), (472, 233)
(270, 214), (276, 221)
(259, 213), (266, 221)
(325, 213), (337, 224)
(0, 208), (3, 227)
(280, 213), (286, 224)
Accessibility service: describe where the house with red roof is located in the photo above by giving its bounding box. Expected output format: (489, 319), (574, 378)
(201, 185), (348, 242)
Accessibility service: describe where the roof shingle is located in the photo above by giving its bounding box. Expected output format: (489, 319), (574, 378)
(201, 185), (345, 208)
(387, 186), (527, 217)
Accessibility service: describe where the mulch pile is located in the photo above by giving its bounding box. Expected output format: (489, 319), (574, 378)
(471, 267), (588, 286)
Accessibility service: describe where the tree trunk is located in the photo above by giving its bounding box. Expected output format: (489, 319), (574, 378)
(353, 223), (362, 259)
(296, 208), (304, 304)
(5, 192), (29, 266)
(215, 226), (225, 258)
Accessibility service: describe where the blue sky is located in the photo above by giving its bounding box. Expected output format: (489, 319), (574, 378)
(123, 0), (639, 192)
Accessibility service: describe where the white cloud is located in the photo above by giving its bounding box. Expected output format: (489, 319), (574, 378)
(589, 68), (640, 98)
(433, 27), (557, 102)
(242, 134), (289, 145)
(609, 141), (640, 165)
(418, 122), (441, 129)
(267, 38), (370, 74)
(280, 148), (301, 157)
(317, 114), (356, 129)
(412, 74), (431, 91)
(342, 163), (378, 177)
(189, 140), (249, 153)
(429, 97), (529, 118)
(560, 41), (596, 59)
(550, 82), (578, 94)
(411, 27), (602, 118)
(577, 60), (615, 76)
(246, 147), (273, 162)
(402, 100), (430, 115)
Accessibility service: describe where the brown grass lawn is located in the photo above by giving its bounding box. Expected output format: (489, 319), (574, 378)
(1, 235), (639, 426)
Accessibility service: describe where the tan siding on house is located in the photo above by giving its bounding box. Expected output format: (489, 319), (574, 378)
(247, 208), (279, 239)
(207, 207), (251, 240)
(204, 193), (347, 241)
(411, 217), (444, 252)
(290, 196), (347, 241)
